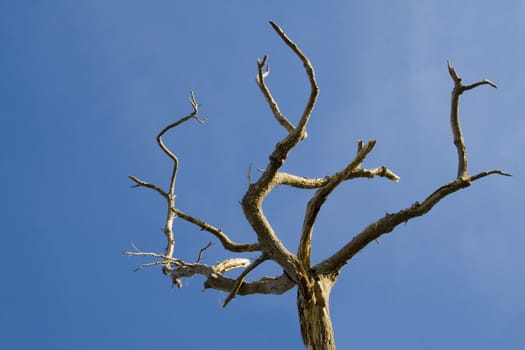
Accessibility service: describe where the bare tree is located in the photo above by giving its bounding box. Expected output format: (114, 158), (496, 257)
(125, 21), (510, 350)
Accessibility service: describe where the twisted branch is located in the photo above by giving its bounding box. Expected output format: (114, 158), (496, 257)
(129, 92), (204, 269)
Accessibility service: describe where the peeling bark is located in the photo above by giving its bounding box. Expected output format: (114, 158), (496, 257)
(298, 275), (337, 350)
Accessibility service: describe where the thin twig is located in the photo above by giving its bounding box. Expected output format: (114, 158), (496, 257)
(256, 55), (295, 132)
(123, 250), (185, 266)
(448, 61), (497, 178)
(269, 20), (319, 135)
(157, 91), (205, 197)
(132, 261), (166, 272)
(156, 92), (205, 268)
(128, 92), (205, 271)
(223, 255), (268, 307)
(470, 169), (511, 181)
(196, 242), (214, 263)
(128, 175), (169, 199)
(172, 207), (260, 252)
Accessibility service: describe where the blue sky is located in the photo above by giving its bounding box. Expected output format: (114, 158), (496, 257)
(1, 1), (523, 349)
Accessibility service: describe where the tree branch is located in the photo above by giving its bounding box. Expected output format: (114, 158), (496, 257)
(316, 168), (509, 275)
(129, 92), (205, 269)
(298, 140), (377, 268)
(128, 175), (169, 199)
(157, 91), (205, 196)
(313, 63), (506, 275)
(125, 248), (294, 297)
(256, 55), (295, 133)
(274, 166), (399, 189)
(269, 20), (318, 136)
(241, 22), (321, 282)
(223, 254), (269, 307)
(172, 207), (260, 253)
(204, 272), (295, 296)
(448, 61), (497, 178)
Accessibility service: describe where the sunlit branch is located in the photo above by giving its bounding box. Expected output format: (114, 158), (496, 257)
(269, 20), (318, 135)
(317, 165), (510, 275)
(298, 141), (377, 267)
(223, 254), (269, 307)
(256, 55), (295, 133)
(275, 166), (399, 189)
(447, 61), (497, 178)
(172, 208), (260, 252)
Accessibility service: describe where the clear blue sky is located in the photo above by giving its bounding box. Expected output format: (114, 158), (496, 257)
(1, 1), (523, 349)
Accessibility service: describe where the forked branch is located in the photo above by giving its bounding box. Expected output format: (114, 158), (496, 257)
(127, 92), (204, 269)
(448, 61), (497, 178)
(298, 140), (378, 267)
(269, 20), (318, 134)
(240, 21), (321, 282)
(316, 169), (510, 275)
(315, 63), (509, 276)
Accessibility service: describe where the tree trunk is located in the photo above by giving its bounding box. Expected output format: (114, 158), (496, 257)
(297, 275), (336, 350)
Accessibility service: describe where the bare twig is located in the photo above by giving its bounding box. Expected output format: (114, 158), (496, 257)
(448, 61), (497, 178)
(223, 255), (269, 307)
(256, 55), (295, 133)
(128, 92), (205, 272)
(172, 208), (260, 252)
(128, 175), (169, 199)
(196, 242), (214, 263)
(247, 163), (252, 186)
(123, 250), (185, 266)
(157, 91), (205, 197)
(269, 20), (318, 136)
(470, 169), (511, 181)
(132, 261), (168, 272)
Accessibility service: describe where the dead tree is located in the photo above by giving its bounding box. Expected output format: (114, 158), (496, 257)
(125, 21), (510, 350)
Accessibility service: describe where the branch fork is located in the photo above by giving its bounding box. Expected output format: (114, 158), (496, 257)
(447, 61), (497, 179)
